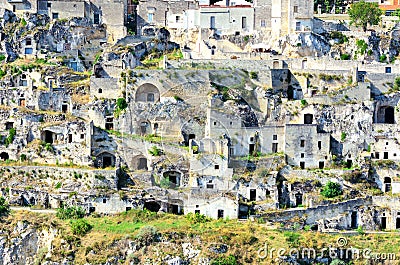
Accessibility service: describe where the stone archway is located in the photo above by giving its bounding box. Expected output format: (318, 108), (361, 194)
(131, 155), (148, 170)
(135, 83), (160, 103)
(376, 106), (395, 124)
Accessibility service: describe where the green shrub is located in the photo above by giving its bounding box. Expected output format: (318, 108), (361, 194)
(0, 54), (5, 62)
(356, 39), (368, 54)
(341, 132), (347, 142)
(135, 225), (159, 246)
(0, 197), (9, 216)
(19, 154), (27, 161)
(148, 146), (162, 156)
(70, 219), (92, 236)
(380, 54), (387, 63)
(356, 225), (365, 235)
(393, 76), (400, 91)
(173, 95), (183, 101)
(300, 99), (307, 106)
(340, 54), (351, 60)
(249, 71), (258, 79)
(186, 212), (211, 224)
(321, 181), (343, 198)
(0, 68), (5, 79)
(45, 143), (53, 152)
(4, 128), (16, 147)
(283, 231), (301, 247)
(20, 18), (27, 26)
(116, 98), (128, 110)
(159, 177), (172, 188)
(56, 206), (85, 219)
(211, 255), (238, 265)
(55, 182), (62, 189)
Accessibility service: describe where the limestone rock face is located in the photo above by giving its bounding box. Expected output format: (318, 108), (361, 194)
(0, 223), (57, 265)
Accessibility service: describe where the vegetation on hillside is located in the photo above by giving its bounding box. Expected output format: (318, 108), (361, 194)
(0, 209), (399, 264)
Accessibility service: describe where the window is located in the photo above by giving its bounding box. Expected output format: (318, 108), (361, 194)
(218, 209), (224, 219)
(386, 67), (391, 73)
(103, 198), (107, 203)
(300, 140), (305, 147)
(250, 137), (254, 142)
(318, 141), (322, 150)
(94, 13), (100, 24)
(147, 13), (153, 23)
(210, 16), (215, 29)
(213, 121), (217, 126)
(80, 134), (85, 139)
(98, 88), (102, 93)
(47, 2), (51, 8)
(195, 210), (200, 214)
(296, 21), (301, 31)
(260, 19), (266, 27)
(301, 153), (304, 158)
(25, 38), (32, 46)
(273, 135), (277, 140)
(242, 17), (247, 29)
(52, 13), (59, 19)
(214, 165), (219, 170)
(294, 6), (298, 13)
(176, 16), (180, 23)
(300, 161), (305, 169)
(147, 93), (154, 102)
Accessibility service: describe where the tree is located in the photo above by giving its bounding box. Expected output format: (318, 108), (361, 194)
(348, 1), (383, 32)
(321, 181), (343, 198)
(392, 9), (400, 19)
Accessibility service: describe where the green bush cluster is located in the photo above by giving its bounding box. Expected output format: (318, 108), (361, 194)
(249, 71), (258, 79)
(186, 212), (211, 224)
(56, 206), (85, 220)
(148, 146), (162, 156)
(321, 181), (343, 198)
(135, 225), (159, 246)
(211, 255), (238, 265)
(70, 219), (92, 236)
(4, 128), (16, 147)
(0, 197), (9, 216)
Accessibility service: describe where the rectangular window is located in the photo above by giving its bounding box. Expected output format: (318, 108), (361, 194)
(147, 13), (153, 23)
(294, 6), (298, 13)
(300, 140), (305, 147)
(47, 2), (51, 8)
(210, 16), (215, 29)
(52, 13), (59, 19)
(242, 17), (247, 29)
(260, 19), (266, 27)
(273, 135), (277, 140)
(318, 141), (322, 150)
(94, 13), (100, 24)
(176, 16), (180, 23)
(296, 21), (301, 31)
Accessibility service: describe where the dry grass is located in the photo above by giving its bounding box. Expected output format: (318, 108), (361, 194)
(2, 210), (400, 264)
(71, 93), (90, 104)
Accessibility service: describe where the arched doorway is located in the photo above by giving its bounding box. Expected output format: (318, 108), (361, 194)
(135, 83), (160, 103)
